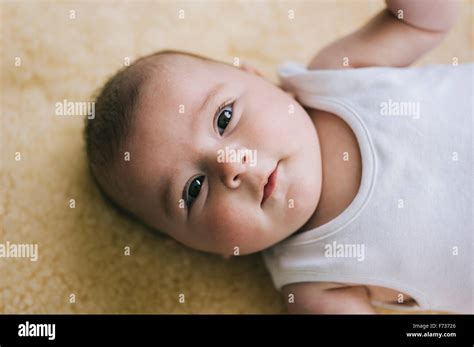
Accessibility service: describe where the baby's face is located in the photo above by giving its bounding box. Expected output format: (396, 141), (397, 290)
(116, 55), (322, 255)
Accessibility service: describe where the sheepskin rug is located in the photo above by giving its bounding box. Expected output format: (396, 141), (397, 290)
(1, 0), (472, 313)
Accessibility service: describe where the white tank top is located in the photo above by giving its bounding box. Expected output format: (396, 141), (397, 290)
(263, 62), (473, 313)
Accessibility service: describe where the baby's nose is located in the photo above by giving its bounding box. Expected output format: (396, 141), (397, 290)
(214, 146), (251, 188)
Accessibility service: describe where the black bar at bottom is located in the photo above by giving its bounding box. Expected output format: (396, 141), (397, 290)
(0, 314), (472, 345)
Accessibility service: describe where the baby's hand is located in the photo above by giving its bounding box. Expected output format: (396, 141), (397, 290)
(308, 0), (460, 70)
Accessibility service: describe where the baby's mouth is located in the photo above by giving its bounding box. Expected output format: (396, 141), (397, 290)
(261, 161), (279, 206)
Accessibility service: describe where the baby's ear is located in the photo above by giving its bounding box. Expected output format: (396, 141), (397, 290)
(239, 62), (264, 77)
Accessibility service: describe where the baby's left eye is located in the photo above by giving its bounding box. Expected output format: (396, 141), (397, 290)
(216, 104), (233, 135)
(185, 175), (205, 208)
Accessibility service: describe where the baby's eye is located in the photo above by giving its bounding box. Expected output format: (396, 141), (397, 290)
(216, 104), (233, 135)
(184, 175), (205, 208)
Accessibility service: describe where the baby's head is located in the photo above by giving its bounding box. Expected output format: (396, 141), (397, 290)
(85, 50), (322, 256)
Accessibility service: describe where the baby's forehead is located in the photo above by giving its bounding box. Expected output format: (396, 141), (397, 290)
(139, 56), (238, 114)
(146, 54), (222, 84)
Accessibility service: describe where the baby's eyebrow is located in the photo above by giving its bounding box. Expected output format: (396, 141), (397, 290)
(193, 82), (226, 119)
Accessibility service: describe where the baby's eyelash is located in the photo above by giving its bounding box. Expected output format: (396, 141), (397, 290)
(217, 101), (227, 111)
(217, 99), (233, 113)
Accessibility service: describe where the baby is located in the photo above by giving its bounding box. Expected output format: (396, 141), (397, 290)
(84, 0), (472, 313)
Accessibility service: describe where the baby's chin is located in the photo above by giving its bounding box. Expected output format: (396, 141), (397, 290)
(170, 192), (314, 255)
(182, 194), (318, 255)
(171, 220), (295, 256)
(179, 233), (269, 257)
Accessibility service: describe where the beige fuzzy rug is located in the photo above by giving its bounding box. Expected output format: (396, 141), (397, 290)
(1, 0), (472, 314)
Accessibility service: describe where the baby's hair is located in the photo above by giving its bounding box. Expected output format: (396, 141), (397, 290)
(84, 49), (225, 225)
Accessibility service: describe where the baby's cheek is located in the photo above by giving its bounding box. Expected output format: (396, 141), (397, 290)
(205, 203), (258, 254)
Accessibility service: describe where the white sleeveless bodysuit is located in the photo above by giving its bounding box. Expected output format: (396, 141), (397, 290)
(263, 62), (473, 313)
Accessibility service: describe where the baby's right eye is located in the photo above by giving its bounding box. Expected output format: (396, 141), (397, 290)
(184, 175), (205, 208)
(216, 104), (233, 135)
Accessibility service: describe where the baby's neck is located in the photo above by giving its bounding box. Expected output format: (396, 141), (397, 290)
(297, 108), (362, 233)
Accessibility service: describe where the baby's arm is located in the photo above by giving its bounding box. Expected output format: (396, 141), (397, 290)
(283, 282), (376, 314)
(308, 0), (460, 69)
